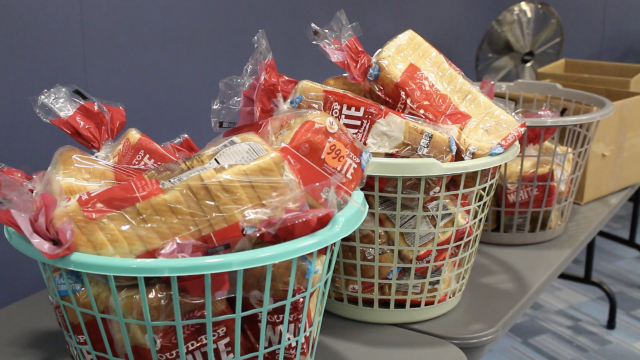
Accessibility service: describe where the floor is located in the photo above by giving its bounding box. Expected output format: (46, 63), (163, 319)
(483, 201), (640, 360)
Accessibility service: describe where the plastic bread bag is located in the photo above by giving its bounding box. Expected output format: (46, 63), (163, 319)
(479, 77), (496, 100)
(0, 168), (75, 259)
(162, 133), (200, 159)
(539, 140), (573, 203)
(100, 128), (181, 168)
(0, 164), (35, 232)
(307, 10), (371, 85)
(381, 260), (456, 305)
(384, 177), (445, 208)
(372, 195), (469, 265)
(286, 80), (458, 162)
(38, 146), (149, 202)
(32, 85), (126, 151)
(364, 174), (450, 211)
(50, 132), (305, 258)
(38, 135), (186, 210)
(212, 30), (298, 132)
(448, 166), (499, 193)
(152, 239), (236, 300)
(309, 11), (526, 159)
(32, 85), (183, 171)
(45, 269), (115, 360)
(372, 29), (525, 159)
(107, 280), (242, 360)
(246, 180), (340, 246)
(517, 106), (561, 148)
(332, 213), (395, 300)
(222, 110), (369, 209)
(496, 140), (572, 232)
(322, 75), (382, 103)
(497, 145), (558, 232)
(0, 163), (34, 189)
(150, 179), (340, 301)
(241, 251), (326, 360)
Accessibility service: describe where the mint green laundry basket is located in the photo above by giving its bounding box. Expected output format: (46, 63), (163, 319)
(4, 191), (367, 360)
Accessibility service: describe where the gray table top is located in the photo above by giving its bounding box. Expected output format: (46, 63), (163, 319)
(0, 290), (466, 360)
(316, 313), (466, 360)
(396, 185), (639, 349)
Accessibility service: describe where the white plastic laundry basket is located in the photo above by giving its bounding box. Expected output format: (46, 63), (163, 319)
(327, 144), (519, 323)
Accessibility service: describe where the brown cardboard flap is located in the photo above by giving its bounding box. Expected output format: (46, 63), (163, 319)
(537, 59), (640, 91)
(538, 59), (640, 78)
(545, 82), (639, 102)
(547, 80), (640, 204)
(564, 59), (640, 78)
(538, 72), (634, 90)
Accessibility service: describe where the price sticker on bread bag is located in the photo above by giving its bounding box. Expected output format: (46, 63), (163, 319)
(322, 141), (346, 168)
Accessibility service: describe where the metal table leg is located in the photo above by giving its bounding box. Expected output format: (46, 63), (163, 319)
(559, 238), (617, 330)
(598, 188), (640, 252)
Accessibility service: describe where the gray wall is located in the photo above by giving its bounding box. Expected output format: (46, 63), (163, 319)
(1, 0), (638, 308)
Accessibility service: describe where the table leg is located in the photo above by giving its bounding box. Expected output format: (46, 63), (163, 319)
(598, 188), (640, 252)
(559, 238), (617, 330)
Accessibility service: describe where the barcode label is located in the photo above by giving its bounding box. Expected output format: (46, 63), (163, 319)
(396, 282), (422, 293)
(429, 267), (444, 279)
(388, 213), (435, 247)
(160, 158), (217, 188)
(160, 140), (266, 188)
(202, 137), (241, 156)
(364, 247), (388, 260)
(426, 200), (451, 213)
(426, 200), (454, 224)
(379, 197), (397, 211)
(213, 142), (267, 166)
(364, 248), (374, 260)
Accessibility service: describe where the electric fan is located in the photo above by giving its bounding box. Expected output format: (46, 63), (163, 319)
(476, 1), (563, 81)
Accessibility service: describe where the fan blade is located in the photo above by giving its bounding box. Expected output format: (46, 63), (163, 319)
(498, 2), (539, 53)
(476, 2), (563, 81)
(484, 53), (521, 81)
(534, 36), (562, 55)
(532, 18), (558, 51)
(486, 23), (515, 56)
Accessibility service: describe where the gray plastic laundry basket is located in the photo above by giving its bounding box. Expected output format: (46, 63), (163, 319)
(482, 80), (614, 245)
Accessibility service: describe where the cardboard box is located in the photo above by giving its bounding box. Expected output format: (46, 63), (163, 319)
(542, 81), (640, 204)
(537, 59), (640, 91)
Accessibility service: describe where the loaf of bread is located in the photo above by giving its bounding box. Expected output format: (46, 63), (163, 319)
(539, 141), (573, 202)
(322, 75), (370, 98)
(334, 213), (395, 297)
(43, 146), (118, 199)
(53, 132), (302, 258)
(375, 195), (465, 263)
(381, 261), (454, 305)
(496, 140), (572, 232)
(108, 281), (237, 360)
(265, 110), (366, 208)
(374, 30), (522, 159)
(47, 269), (116, 357)
(242, 253), (325, 359)
(377, 176), (446, 210)
(105, 128), (178, 168)
(288, 80), (456, 162)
